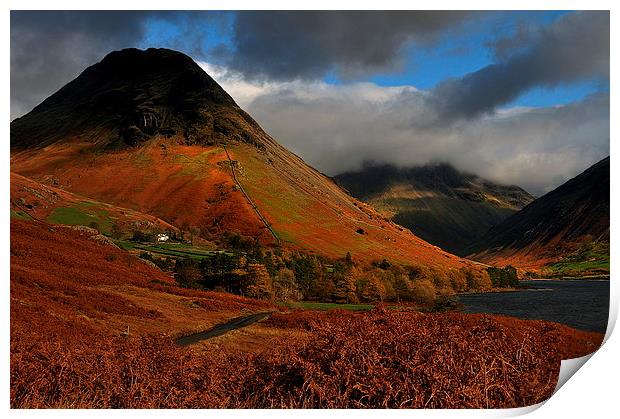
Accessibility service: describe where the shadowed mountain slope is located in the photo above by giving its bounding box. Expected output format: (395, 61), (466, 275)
(467, 157), (610, 270)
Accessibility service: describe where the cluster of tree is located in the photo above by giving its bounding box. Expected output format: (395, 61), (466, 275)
(168, 246), (499, 305)
(173, 253), (245, 293)
(486, 266), (519, 288)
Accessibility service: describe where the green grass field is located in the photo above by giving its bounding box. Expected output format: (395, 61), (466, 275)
(10, 210), (33, 220)
(124, 243), (229, 260)
(544, 241), (609, 276)
(46, 203), (114, 233)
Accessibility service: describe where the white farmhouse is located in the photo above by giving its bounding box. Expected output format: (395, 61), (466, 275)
(156, 233), (169, 242)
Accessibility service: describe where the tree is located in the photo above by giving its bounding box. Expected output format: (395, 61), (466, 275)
(293, 255), (319, 297)
(487, 266), (519, 288)
(364, 273), (386, 302)
(245, 263), (274, 300)
(448, 269), (468, 293)
(273, 268), (301, 302)
(174, 258), (202, 288)
(344, 252), (353, 268)
(462, 267), (492, 291)
(411, 279), (436, 305)
(391, 273), (412, 302)
(332, 271), (359, 304)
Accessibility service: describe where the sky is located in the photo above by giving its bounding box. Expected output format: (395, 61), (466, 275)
(10, 11), (610, 195)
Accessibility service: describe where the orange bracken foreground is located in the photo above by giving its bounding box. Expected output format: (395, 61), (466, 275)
(10, 219), (603, 408)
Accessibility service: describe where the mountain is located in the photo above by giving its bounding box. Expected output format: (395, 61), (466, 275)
(10, 48), (468, 268)
(335, 163), (534, 255)
(10, 48), (269, 150)
(467, 157), (610, 270)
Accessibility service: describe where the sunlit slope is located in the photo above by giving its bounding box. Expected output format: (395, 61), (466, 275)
(12, 138), (465, 267)
(11, 171), (177, 235)
(229, 142), (464, 265)
(11, 140), (272, 243)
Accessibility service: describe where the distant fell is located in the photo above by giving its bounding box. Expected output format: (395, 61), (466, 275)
(335, 163), (534, 255)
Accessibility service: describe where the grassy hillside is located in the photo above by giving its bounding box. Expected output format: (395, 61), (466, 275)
(11, 138), (470, 269)
(542, 241), (610, 277)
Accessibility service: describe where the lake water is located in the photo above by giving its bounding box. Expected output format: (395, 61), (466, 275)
(458, 280), (610, 333)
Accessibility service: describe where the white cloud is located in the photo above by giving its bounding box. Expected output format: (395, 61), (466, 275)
(199, 62), (609, 196)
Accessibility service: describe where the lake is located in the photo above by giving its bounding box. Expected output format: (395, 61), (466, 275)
(458, 280), (610, 333)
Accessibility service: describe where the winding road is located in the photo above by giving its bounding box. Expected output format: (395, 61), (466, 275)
(175, 311), (273, 346)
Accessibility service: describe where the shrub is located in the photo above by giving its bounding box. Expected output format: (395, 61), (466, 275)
(110, 223), (123, 240)
(430, 295), (464, 312)
(463, 268), (492, 291)
(411, 279), (436, 305)
(373, 259), (391, 270)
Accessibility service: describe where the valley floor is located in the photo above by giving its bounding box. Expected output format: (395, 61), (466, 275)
(10, 219), (603, 408)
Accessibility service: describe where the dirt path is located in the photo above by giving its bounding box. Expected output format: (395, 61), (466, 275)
(221, 144), (280, 245)
(175, 311), (273, 346)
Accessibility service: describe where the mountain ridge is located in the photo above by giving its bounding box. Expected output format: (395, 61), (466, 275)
(11, 48), (276, 151)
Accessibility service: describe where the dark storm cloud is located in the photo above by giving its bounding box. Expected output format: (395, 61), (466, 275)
(10, 10), (479, 119)
(11, 11), (149, 118)
(10, 10), (221, 119)
(227, 11), (478, 80)
(429, 11), (610, 121)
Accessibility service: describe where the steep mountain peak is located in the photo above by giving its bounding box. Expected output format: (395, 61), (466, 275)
(11, 48), (271, 150)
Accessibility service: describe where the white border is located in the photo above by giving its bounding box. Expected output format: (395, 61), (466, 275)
(2, 2), (617, 418)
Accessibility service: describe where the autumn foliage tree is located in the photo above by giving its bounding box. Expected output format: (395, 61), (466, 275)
(332, 271), (359, 303)
(244, 263), (274, 300)
(174, 258), (202, 288)
(273, 267), (301, 302)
